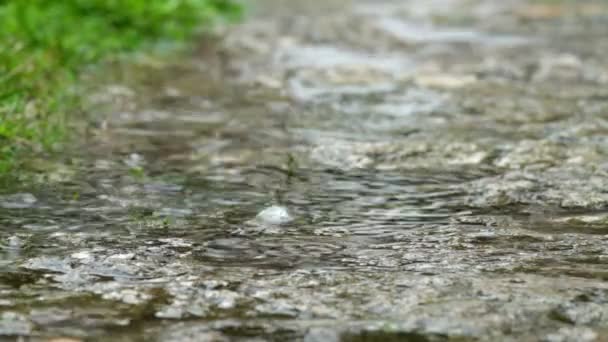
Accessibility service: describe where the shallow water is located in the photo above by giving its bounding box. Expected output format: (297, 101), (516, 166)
(2, 0), (608, 340)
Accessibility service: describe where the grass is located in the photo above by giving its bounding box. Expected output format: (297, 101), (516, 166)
(0, 0), (241, 175)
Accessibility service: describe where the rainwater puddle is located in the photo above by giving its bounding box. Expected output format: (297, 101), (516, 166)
(2, 0), (608, 340)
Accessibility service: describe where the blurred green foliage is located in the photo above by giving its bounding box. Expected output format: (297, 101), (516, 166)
(0, 0), (241, 174)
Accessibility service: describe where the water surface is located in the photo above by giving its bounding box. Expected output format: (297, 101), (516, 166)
(2, 0), (608, 340)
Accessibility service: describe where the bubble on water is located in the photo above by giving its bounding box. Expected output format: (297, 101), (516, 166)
(254, 205), (293, 225)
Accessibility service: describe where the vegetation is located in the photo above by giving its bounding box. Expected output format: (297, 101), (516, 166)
(0, 0), (241, 174)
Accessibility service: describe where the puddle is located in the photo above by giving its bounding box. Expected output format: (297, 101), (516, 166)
(2, 0), (608, 340)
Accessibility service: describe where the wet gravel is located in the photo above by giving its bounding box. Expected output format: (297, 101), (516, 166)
(2, 0), (608, 340)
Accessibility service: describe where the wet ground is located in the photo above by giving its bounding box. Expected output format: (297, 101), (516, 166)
(3, 0), (608, 340)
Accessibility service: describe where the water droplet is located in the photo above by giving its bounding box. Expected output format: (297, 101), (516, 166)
(255, 205), (293, 225)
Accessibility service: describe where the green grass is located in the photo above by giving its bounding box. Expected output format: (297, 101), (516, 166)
(0, 0), (241, 174)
